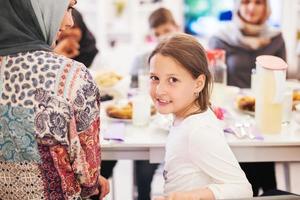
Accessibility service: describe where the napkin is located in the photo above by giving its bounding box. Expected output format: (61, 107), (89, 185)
(222, 108), (264, 140)
(103, 122), (125, 141)
(224, 123), (264, 140)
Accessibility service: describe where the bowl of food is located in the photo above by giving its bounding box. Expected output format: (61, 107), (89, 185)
(235, 95), (255, 116)
(93, 70), (131, 99)
(235, 89), (300, 117)
(94, 71), (123, 88)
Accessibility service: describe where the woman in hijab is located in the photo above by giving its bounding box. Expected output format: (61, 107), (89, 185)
(0, 0), (109, 199)
(209, 0), (286, 88)
(209, 0), (285, 196)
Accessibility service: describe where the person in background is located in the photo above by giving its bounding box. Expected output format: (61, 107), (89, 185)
(150, 33), (252, 200)
(209, 0), (285, 88)
(54, 21), (81, 59)
(130, 7), (179, 78)
(132, 7), (179, 200)
(208, 0), (286, 196)
(54, 8), (98, 68)
(0, 0), (109, 199)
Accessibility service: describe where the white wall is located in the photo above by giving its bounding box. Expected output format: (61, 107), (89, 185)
(76, 0), (184, 75)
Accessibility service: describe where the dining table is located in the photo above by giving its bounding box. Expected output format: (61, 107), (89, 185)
(99, 81), (300, 193)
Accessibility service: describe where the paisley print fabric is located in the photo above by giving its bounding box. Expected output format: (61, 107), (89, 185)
(1, 51), (59, 108)
(34, 88), (72, 146)
(0, 105), (40, 162)
(74, 75), (100, 132)
(0, 51), (101, 200)
(76, 118), (100, 197)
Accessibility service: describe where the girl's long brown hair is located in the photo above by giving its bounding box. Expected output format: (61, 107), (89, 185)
(148, 33), (212, 112)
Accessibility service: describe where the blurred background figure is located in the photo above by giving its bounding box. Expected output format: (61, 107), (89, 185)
(130, 7), (179, 79)
(54, 8), (98, 68)
(54, 22), (81, 58)
(209, 0), (285, 88)
(209, 0), (286, 196)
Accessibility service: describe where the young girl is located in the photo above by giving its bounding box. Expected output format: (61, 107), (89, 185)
(149, 33), (252, 200)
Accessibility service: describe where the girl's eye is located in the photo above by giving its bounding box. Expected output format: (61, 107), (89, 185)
(169, 77), (178, 83)
(150, 75), (159, 81)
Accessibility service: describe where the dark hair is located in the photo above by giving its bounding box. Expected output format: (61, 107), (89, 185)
(148, 33), (212, 112)
(148, 7), (177, 29)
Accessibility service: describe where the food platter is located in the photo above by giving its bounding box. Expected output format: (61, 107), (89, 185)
(104, 101), (157, 122)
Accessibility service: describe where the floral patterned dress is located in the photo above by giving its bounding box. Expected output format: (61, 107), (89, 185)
(0, 51), (101, 200)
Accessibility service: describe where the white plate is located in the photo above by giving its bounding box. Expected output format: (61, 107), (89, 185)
(105, 115), (132, 123)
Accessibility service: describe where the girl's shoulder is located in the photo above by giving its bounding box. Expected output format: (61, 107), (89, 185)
(186, 109), (218, 123)
(179, 110), (222, 133)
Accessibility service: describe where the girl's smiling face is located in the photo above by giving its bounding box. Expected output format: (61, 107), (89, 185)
(149, 53), (205, 120)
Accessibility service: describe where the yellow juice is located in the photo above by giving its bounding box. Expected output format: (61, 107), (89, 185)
(255, 68), (283, 134)
(256, 102), (282, 134)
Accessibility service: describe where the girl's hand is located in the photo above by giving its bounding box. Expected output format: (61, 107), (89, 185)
(98, 175), (110, 200)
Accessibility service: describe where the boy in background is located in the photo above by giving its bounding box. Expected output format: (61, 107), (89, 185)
(130, 7), (179, 77)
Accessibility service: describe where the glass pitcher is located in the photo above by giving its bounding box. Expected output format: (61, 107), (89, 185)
(255, 55), (288, 134)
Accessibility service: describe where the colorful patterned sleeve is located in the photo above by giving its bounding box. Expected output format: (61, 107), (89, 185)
(67, 63), (101, 198)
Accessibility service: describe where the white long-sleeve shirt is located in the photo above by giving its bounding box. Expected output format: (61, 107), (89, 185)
(163, 109), (253, 199)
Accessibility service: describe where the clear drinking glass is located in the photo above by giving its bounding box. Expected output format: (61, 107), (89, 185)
(132, 94), (151, 126)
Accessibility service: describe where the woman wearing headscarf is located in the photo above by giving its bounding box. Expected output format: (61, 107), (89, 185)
(209, 0), (286, 88)
(0, 0), (109, 199)
(209, 0), (286, 196)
